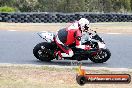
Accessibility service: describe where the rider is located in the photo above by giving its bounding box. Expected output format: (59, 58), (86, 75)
(55, 18), (92, 59)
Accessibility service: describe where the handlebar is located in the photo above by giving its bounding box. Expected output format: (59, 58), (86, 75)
(85, 29), (97, 36)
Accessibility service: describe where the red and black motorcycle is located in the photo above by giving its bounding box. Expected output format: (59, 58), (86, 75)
(33, 30), (111, 63)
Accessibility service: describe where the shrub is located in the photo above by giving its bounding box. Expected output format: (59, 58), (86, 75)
(0, 6), (16, 12)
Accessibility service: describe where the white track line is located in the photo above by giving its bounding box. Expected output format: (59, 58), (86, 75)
(106, 33), (122, 35)
(8, 30), (17, 31)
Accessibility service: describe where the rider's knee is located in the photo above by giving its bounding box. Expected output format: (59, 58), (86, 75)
(68, 50), (74, 57)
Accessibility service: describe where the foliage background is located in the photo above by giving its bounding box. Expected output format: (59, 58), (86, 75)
(0, 0), (132, 13)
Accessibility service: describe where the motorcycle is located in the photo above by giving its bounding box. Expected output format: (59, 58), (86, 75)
(33, 30), (111, 63)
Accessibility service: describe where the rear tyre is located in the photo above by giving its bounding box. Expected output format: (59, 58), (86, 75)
(33, 42), (54, 62)
(89, 48), (111, 63)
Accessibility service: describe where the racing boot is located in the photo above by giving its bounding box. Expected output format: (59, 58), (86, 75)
(54, 51), (62, 60)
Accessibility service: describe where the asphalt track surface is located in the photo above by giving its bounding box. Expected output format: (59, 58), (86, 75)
(0, 30), (132, 69)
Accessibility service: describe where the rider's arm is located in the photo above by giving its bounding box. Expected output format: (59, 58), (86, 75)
(75, 30), (91, 50)
(75, 37), (91, 50)
(75, 38), (85, 49)
(75, 30), (86, 49)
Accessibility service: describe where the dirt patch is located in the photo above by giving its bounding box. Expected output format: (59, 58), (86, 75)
(0, 65), (131, 88)
(0, 22), (132, 34)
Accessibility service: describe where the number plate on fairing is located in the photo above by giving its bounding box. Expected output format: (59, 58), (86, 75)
(98, 42), (106, 48)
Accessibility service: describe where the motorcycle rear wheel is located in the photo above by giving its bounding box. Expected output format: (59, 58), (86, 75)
(33, 42), (54, 62)
(89, 48), (111, 63)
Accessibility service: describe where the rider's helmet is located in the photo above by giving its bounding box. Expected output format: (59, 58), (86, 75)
(78, 18), (90, 32)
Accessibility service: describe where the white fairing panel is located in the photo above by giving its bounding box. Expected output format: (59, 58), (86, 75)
(81, 32), (90, 43)
(98, 42), (106, 48)
(38, 32), (54, 42)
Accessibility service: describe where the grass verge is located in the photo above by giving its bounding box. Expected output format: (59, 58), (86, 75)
(0, 65), (132, 88)
(0, 22), (132, 34)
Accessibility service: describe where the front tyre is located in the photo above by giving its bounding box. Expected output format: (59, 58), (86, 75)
(89, 48), (111, 63)
(33, 42), (54, 62)
(76, 75), (86, 86)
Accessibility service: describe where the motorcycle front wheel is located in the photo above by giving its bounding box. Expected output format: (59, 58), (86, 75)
(89, 48), (111, 63)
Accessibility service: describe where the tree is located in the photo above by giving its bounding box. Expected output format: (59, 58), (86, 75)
(122, 0), (131, 12)
(131, 0), (132, 11)
(0, 0), (132, 12)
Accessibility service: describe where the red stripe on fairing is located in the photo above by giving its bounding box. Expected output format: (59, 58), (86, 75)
(55, 39), (70, 54)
